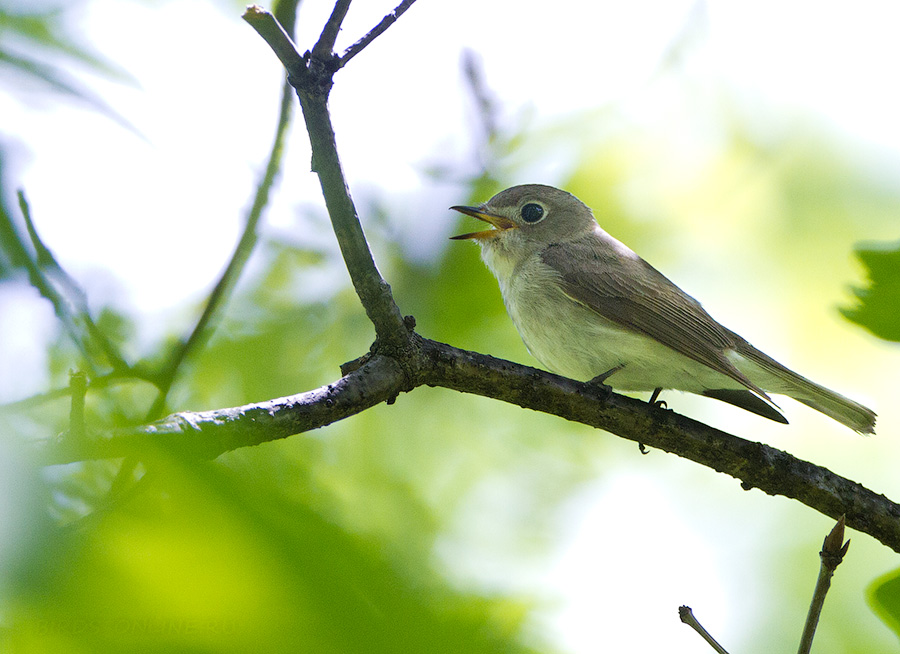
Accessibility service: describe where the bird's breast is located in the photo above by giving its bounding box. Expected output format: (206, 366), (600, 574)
(490, 253), (623, 381)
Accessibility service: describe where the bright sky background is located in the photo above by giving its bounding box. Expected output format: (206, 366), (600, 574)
(3, 0), (900, 652)
(6, 0), (900, 317)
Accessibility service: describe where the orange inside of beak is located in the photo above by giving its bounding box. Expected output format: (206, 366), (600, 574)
(450, 205), (516, 240)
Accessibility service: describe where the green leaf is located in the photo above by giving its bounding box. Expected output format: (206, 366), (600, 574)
(0, 6), (138, 131)
(6, 454), (546, 654)
(0, 6), (132, 82)
(868, 567), (900, 639)
(841, 240), (900, 342)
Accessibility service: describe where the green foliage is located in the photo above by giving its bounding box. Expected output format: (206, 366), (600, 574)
(3, 3), (900, 654)
(0, 1), (133, 123)
(5, 455), (545, 654)
(868, 568), (900, 640)
(841, 240), (900, 342)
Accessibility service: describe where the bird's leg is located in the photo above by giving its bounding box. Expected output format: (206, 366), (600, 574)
(588, 363), (625, 386)
(638, 386), (669, 456)
(648, 387), (667, 409)
(587, 366), (652, 455)
(584, 364), (624, 402)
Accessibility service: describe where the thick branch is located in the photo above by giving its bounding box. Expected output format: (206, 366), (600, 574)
(42, 336), (900, 554)
(40, 355), (407, 463)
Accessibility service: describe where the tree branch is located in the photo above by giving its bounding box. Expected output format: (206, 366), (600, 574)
(798, 516), (850, 654)
(679, 606), (730, 654)
(296, 92), (409, 346)
(13, 190), (130, 374)
(40, 354), (408, 464)
(243, 5), (305, 76)
(311, 0), (352, 61)
(180, 2), (900, 558)
(243, 4), (408, 347)
(338, 0), (418, 67)
(40, 335), (900, 554)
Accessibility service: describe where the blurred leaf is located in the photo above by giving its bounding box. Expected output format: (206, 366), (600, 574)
(841, 240), (900, 343)
(6, 453), (547, 654)
(0, 4), (137, 131)
(868, 567), (900, 640)
(0, 6), (129, 79)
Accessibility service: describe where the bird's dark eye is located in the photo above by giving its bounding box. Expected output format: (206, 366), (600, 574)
(521, 203), (545, 223)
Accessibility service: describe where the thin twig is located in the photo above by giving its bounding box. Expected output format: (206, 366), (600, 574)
(339, 0), (418, 66)
(145, 7), (299, 421)
(679, 606), (730, 654)
(460, 49), (506, 177)
(16, 190), (129, 373)
(144, 74), (295, 420)
(68, 370), (88, 440)
(247, 4), (407, 344)
(311, 0), (352, 60)
(461, 49), (499, 145)
(798, 516), (850, 654)
(94, 0), (306, 523)
(13, 189), (92, 368)
(0, 371), (154, 412)
(294, 91), (407, 345)
(243, 5), (305, 76)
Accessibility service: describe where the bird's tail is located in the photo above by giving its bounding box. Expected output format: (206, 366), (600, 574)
(739, 346), (876, 434)
(792, 392), (876, 434)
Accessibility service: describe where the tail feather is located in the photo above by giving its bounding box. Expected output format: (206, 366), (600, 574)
(737, 345), (876, 434)
(793, 395), (876, 435)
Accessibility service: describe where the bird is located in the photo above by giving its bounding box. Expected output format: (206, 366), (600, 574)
(450, 183), (876, 434)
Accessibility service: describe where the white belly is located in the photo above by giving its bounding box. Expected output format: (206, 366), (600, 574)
(491, 251), (742, 393)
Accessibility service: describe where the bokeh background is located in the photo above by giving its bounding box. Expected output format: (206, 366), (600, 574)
(1, 0), (899, 652)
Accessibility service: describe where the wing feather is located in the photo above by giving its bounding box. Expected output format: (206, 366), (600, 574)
(540, 235), (772, 401)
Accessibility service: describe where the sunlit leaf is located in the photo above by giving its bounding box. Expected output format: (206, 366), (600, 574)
(841, 240), (900, 342)
(868, 567), (900, 639)
(6, 454), (546, 654)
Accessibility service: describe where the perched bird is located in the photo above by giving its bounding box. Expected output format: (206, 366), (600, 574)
(451, 184), (876, 434)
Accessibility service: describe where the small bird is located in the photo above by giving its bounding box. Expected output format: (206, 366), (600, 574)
(451, 184), (876, 434)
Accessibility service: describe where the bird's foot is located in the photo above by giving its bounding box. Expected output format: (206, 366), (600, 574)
(638, 387), (669, 456)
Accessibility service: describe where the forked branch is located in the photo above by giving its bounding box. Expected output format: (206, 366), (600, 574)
(38, 2), (900, 564)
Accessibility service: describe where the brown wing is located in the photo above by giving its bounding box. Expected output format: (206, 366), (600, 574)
(541, 236), (771, 401)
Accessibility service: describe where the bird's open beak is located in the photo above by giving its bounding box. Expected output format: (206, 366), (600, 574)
(449, 205), (517, 240)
